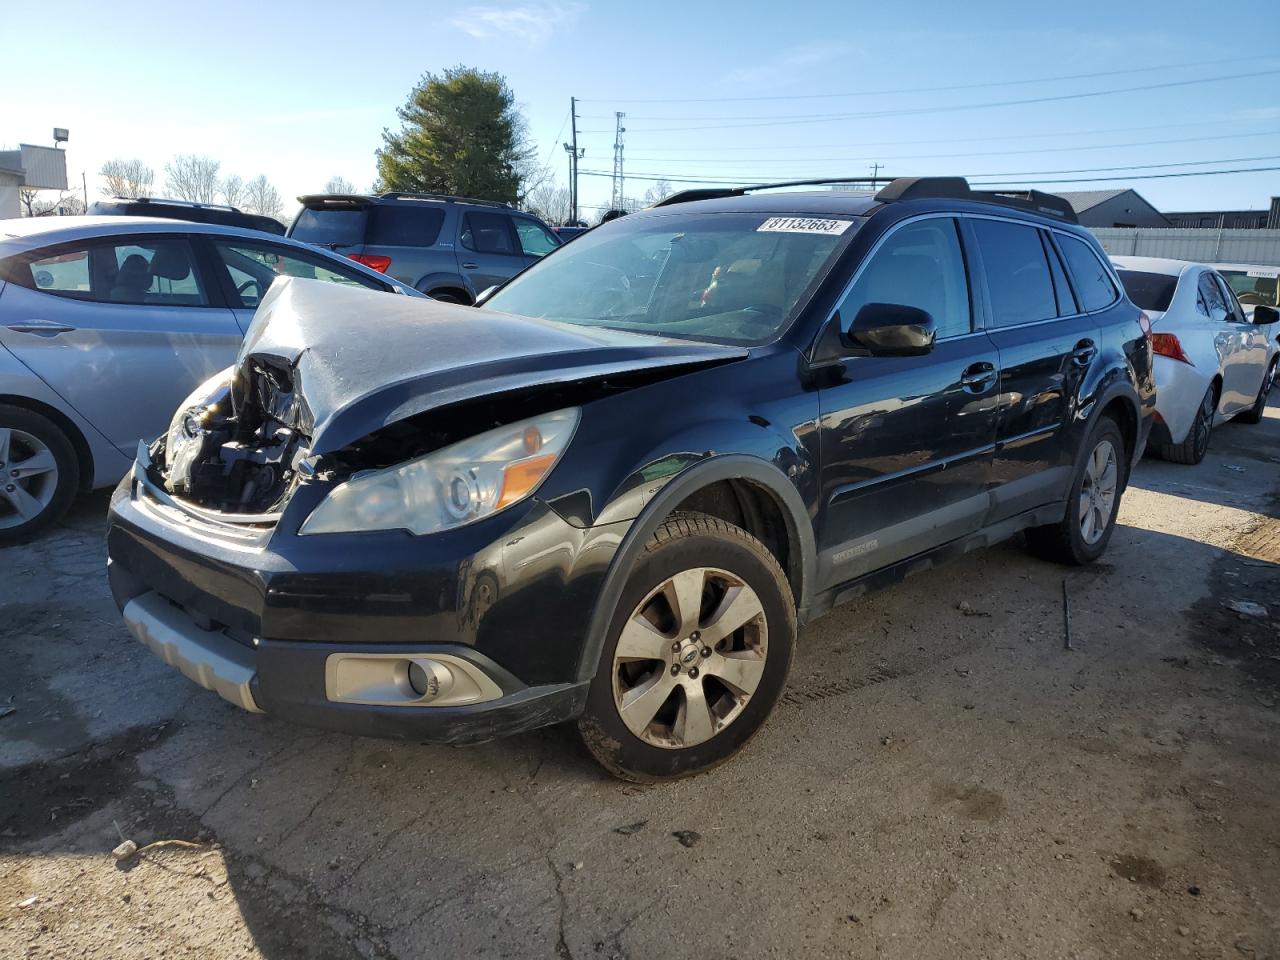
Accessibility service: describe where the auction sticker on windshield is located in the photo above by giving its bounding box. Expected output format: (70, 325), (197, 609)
(757, 217), (854, 235)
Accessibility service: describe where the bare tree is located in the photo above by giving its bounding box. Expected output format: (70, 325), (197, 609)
(324, 175), (356, 194)
(525, 183), (571, 224)
(245, 175), (283, 219)
(100, 158), (154, 198)
(165, 154), (221, 203)
(18, 187), (58, 217)
(221, 174), (246, 208)
(643, 179), (673, 206)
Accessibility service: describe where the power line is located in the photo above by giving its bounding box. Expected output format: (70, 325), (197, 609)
(596, 69), (1280, 133)
(972, 165), (1280, 186)
(576, 158), (1280, 187)
(576, 56), (1267, 104)
(568, 117), (1279, 153)
(616, 129), (1280, 167)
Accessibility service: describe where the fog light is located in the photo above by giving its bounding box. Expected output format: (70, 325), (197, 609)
(406, 659), (454, 700)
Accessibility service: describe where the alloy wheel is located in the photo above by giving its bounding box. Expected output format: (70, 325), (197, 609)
(611, 566), (768, 750)
(1077, 439), (1118, 546)
(0, 428), (60, 530)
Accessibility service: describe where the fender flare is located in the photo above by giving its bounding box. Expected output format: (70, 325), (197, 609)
(1076, 376), (1143, 478)
(414, 272), (475, 301)
(576, 454), (817, 683)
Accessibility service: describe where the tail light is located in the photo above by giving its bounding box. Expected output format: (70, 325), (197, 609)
(347, 253), (391, 273)
(1151, 332), (1193, 365)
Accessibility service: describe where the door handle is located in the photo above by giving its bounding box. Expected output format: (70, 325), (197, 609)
(1071, 340), (1097, 367)
(461, 262), (479, 270)
(6, 319), (76, 336)
(960, 362), (997, 393)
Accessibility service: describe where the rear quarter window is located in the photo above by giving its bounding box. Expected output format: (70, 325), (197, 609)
(1057, 234), (1119, 312)
(367, 206), (445, 247)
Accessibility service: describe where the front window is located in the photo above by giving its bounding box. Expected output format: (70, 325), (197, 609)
(483, 211), (861, 345)
(1218, 268), (1279, 308)
(212, 241), (383, 308)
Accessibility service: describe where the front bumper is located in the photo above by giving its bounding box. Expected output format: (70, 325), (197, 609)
(107, 469), (596, 744)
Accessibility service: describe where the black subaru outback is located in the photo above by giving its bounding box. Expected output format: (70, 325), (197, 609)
(106, 177), (1155, 781)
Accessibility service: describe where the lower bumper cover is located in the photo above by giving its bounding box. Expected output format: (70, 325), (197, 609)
(116, 584), (589, 745)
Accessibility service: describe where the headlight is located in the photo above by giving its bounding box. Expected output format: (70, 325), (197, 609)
(299, 408), (579, 536)
(164, 368), (233, 488)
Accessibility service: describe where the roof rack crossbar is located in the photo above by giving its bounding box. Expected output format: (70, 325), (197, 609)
(874, 177), (1078, 223)
(653, 177), (892, 208)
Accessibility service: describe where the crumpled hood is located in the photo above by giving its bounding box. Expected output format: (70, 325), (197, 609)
(238, 278), (748, 455)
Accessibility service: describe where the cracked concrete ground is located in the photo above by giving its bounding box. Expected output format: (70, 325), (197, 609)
(3, 397), (1279, 959)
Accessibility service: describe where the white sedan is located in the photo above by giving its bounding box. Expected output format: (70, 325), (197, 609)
(1111, 256), (1278, 464)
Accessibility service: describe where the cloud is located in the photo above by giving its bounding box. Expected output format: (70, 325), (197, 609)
(720, 43), (853, 91)
(449, 2), (584, 45)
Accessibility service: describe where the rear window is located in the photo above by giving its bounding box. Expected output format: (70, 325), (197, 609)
(291, 207), (367, 247)
(1116, 270), (1178, 312)
(368, 206), (445, 247)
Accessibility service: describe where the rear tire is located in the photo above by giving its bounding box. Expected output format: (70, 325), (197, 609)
(578, 511), (795, 782)
(1156, 384), (1216, 465)
(1026, 417), (1126, 566)
(1235, 358), (1277, 425)
(0, 404), (80, 547)
(429, 291), (465, 304)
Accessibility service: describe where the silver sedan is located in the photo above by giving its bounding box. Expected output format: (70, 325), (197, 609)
(0, 216), (420, 543)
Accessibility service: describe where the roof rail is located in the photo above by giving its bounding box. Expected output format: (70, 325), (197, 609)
(874, 177), (1078, 223)
(378, 191), (514, 209)
(653, 177), (890, 208)
(122, 196), (243, 213)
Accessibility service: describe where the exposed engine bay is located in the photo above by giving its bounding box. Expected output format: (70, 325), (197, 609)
(156, 358), (313, 515)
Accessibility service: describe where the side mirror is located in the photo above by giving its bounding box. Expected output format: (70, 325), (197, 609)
(475, 285), (498, 306)
(848, 302), (937, 356)
(1252, 304), (1278, 325)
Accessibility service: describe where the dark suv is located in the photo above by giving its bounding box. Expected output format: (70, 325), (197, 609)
(106, 177), (1154, 781)
(88, 197), (286, 235)
(288, 192), (560, 302)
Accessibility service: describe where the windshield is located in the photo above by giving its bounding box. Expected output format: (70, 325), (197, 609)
(1116, 269), (1179, 312)
(1218, 268), (1279, 308)
(482, 211), (861, 344)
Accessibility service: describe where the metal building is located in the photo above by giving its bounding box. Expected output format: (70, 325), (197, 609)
(0, 143), (69, 218)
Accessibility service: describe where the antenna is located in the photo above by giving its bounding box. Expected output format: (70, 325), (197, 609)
(610, 112), (626, 211)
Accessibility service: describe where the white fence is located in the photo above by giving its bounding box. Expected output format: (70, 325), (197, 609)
(1089, 228), (1280, 266)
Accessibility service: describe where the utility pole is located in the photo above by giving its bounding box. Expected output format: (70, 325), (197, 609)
(870, 162), (881, 187)
(610, 112), (626, 211)
(562, 96), (584, 225)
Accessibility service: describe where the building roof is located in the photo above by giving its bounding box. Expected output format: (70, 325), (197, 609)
(1053, 190), (1130, 214)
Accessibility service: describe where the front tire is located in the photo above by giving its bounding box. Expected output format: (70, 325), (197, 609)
(1235, 358), (1277, 425)
(0, 404), (80, 546)
(578, 512), (795, 782)
(1157, 384), (1215, 464)
(1026, 417), (1126, 566)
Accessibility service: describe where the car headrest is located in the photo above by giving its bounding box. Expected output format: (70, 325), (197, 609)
(149, 244), (193, 281)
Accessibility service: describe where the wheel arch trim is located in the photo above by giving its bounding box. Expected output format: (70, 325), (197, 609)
(576, 455), (816, 684)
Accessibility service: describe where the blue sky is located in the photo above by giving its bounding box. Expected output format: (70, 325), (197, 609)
(2, 0), (1276, 219)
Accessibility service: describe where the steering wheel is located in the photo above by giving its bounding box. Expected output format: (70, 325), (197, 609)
(236, 279), (264, 301)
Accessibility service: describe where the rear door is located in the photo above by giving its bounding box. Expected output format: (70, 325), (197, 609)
(458, 211), (524, 290)
(0, 233), (241, 455)
(1198, 270), (1253, 413)
(203, 237), (395, 331)
(969, 219), (1103, 524)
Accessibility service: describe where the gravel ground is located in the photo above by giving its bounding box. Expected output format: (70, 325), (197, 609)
(2, 398), (1279, 960)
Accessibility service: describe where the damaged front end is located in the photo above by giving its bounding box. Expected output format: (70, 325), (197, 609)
(151, 358), (314, 518)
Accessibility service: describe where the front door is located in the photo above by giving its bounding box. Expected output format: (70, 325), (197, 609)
(0, 234), (241, 456)
(817, 216), (999, 589)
